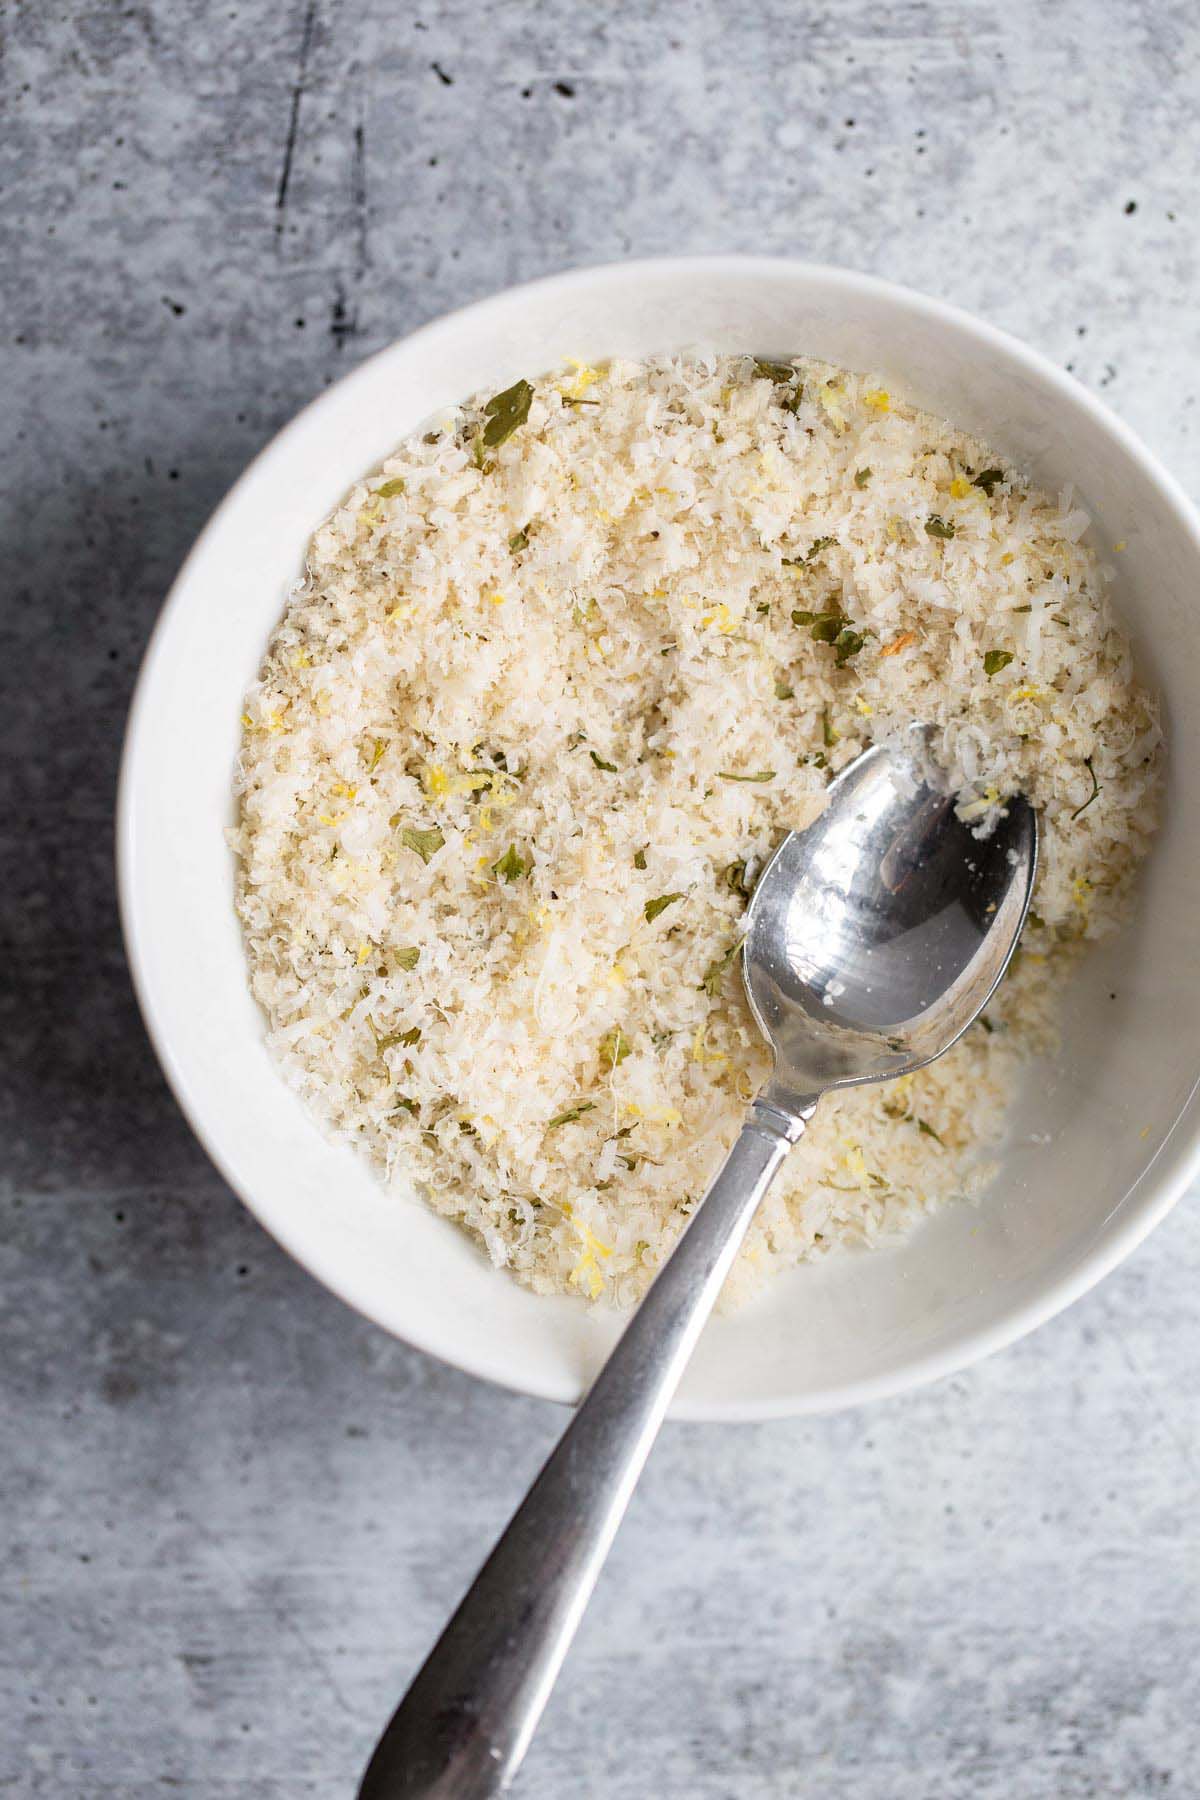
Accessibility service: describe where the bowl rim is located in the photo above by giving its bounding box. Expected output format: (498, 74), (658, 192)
(117, 253), (1200, 1420)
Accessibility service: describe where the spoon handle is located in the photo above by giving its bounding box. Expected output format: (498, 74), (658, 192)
(358, 1098), (809, 1799)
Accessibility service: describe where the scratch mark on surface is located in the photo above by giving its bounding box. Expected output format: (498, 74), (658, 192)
(175, 1506), (363, 1722)
(352, 119), (369, 278)
(275, 0), (319, 240)
(1109, 1319), (1200, 1481)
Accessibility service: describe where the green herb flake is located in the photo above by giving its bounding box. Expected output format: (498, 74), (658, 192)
(917, 1118), (944, 1144)
(834, 628), (866, 667)
(394, 946), (421, 971)
(854, 467), (872, 489)
(823, 708), (838, 748)
(774, 676), (795, 700)
(599, 1027), (632, 1069)
(644, 892), (684, 923)
(1070, 755), (1101, 821)
(633, 848), (647, 870)
(546, 1101), (595, 1131)
(756, 600), (770, 616)
(394, 1096), (419, 1116)
(753, 358), (796, 384)
(784, 534), (837, 568)
(480, 378), (534, 451)
(791, 609), (817, 626)
(700, 938), (743, 998)
(372, 1022), (423, 1053)
(972, 468), (1005, 495)
(493, 843), (530, 883)
(508, 526), (530, 553)
(375, 477), (407, 499)
(561, 395), (600, 408)
(983, 649), (1014, 677)
(978, 1015), (995, 1035)
(1012, 604), (1033, 614)
(810, 614), (843, 644)
(925, 515), (956, 540)
(589, 750), (619, 773)
(723, 859), (752, 898)
(700, 958), (726, 999)
(368, 739), (387, 773)
(400, 825), (446, 864)
(717, 769), (775, 783)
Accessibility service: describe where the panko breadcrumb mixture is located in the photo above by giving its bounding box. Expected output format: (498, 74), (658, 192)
(231, 354), (1161, 1307)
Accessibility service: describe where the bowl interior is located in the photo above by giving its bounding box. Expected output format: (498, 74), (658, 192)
(119, 259), (1200, 1418)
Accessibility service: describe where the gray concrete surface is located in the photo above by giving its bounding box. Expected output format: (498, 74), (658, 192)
(3, 2), (1199, 1795)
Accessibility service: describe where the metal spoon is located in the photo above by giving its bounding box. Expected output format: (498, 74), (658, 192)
(359, 724), (1037, 1800)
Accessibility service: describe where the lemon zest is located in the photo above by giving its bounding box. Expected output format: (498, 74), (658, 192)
(700, 601), (738, 634)
(691, 1022), (728, 1068)
(563, 357), (601, 400)
(568, 1214), (614, 1299)
(949, 476), (972, 500)
(863, 388), (891, 413)
(958, 784), (1000, 823)
(425, 763), (492, 798)
(623, 1102), (682, 1127)
(843, 1145), (869, 1182)
(819, 382), (847, 427)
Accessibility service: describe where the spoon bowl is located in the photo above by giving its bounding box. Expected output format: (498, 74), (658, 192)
(746, 725), (1038, 1111)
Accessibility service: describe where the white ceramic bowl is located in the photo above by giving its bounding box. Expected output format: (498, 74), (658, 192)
(118, 257), (1200, 1419)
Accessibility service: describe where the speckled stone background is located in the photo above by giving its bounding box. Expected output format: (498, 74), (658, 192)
(3, 3), (1199, 1795)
